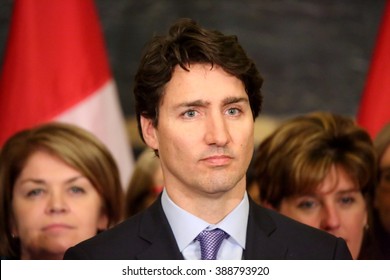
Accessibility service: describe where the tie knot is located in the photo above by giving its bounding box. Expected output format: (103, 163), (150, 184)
(196, 228), (229, 260)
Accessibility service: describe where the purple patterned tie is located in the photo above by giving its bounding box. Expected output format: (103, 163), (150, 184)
(196, 228), (229, 260)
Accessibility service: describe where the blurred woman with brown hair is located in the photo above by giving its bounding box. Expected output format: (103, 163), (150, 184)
(253, 112), (376, 259)
(0, 122), (124, 259)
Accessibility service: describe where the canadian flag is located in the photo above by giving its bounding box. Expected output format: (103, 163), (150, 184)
(0, 0), (134, 188)
(357, 0), (390, 139)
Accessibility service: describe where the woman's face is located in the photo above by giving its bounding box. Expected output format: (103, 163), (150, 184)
(11, 150), (108, 259)
(375, 145), (390, 232)
(278, 165), (367, 259)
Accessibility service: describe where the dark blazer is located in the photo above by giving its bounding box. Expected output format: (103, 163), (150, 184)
(64, 197), (352, 260)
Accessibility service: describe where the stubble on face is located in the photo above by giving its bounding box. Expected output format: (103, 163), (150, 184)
(149, 64), (254, 220)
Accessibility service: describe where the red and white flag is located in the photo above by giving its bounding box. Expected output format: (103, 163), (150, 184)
(0, 0), (134, 188)
(357, 0), (390, 139)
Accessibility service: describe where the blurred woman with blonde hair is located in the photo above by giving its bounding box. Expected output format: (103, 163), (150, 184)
(125, 148), (163, 217)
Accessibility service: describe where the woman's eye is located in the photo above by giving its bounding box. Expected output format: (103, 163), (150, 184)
(69, 186), (85, 194)
(26, 189), (44, 198)
(297, 200), (317, 210)
(339, 196), (355, 206)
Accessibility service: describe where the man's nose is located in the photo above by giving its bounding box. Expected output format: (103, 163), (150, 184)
(204, 113), (231, 147)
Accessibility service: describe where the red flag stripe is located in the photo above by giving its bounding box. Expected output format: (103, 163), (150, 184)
(0, 0), (111, 146)
(357, 0), (390, 138)
(0, 0), (133, 187)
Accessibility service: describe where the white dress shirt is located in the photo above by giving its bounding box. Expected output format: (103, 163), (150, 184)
(161, 189), (249, 260)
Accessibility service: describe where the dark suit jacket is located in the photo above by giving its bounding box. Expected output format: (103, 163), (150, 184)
(64, 197), (352, 260)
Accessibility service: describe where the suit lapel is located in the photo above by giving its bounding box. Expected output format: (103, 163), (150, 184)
(243, 199), (288, 259)
(134, 196), (288, 259)
(135, 198), (184, 260)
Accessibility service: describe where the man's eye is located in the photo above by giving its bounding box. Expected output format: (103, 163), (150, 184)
(226, 108), (241, 116)
(183, 110), (198, 118)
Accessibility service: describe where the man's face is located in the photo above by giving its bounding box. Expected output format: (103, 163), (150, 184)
(141, 64), (254, 204)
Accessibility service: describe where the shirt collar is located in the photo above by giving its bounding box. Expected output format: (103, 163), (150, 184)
(161, 189), (249, 251)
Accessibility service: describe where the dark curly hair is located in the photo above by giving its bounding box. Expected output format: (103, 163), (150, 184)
(134, 18), (263, 142)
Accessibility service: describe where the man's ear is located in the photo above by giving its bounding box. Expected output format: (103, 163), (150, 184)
(140, 116), (159, 150)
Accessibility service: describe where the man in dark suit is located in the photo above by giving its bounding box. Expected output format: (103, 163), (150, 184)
(64, 18), (351, 260)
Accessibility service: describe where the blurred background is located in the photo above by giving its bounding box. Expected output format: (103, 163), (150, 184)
(0, 0), (386, 154)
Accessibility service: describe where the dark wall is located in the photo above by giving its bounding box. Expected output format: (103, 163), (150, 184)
(0, 0), (386, 119)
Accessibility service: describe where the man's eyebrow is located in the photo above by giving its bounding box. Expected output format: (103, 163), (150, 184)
(222, 97), (249, 105)
(174, 100), (210, 109)
(175, 97), (249, 108)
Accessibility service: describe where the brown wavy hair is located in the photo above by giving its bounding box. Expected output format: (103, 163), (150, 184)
(253, 112), (376, 209)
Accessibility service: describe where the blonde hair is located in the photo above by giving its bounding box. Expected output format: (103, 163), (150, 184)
(125, 148), (161, 217)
